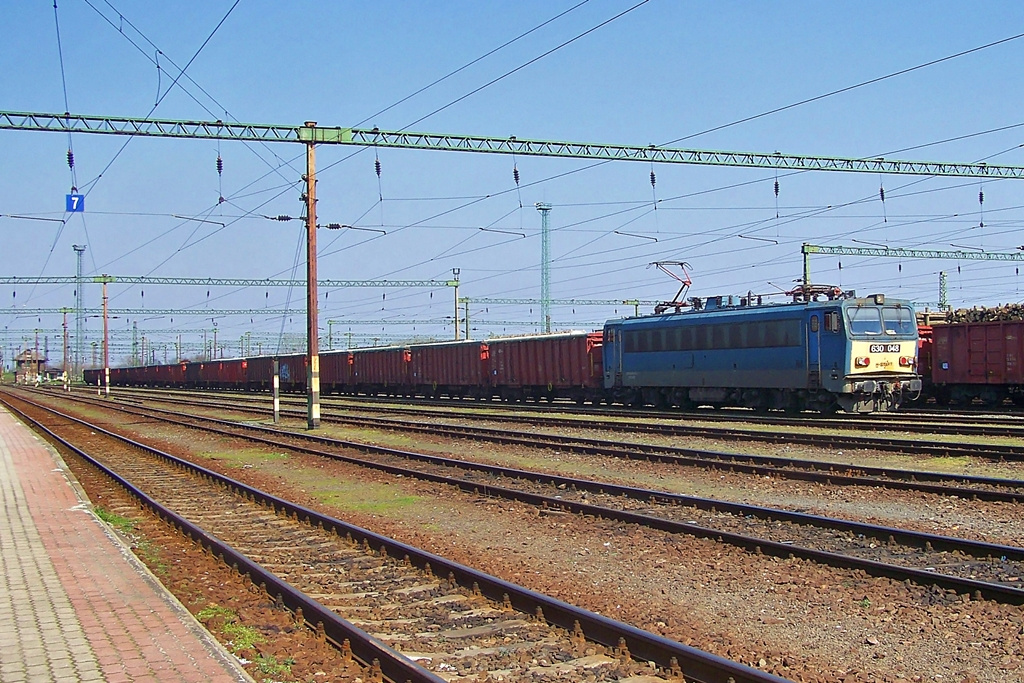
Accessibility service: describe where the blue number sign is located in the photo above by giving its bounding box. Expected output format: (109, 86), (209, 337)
(66, 194), (85, 212)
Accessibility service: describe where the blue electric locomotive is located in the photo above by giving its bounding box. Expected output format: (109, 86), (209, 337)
(601, 292), (921, 413)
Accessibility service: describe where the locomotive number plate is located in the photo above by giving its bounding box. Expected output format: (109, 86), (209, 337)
(869, 343), (901, 353)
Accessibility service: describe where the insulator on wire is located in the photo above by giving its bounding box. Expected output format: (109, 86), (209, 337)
(774, 179), (779, 197)
(216, 155), (223, 175)
(979, 190), (984, 205)
(375, 157), (381, 178)
(650, 170), (656, 188)
(513, 165), (520, 186)
(67, 149), (74, 170)
(879, 186), (885, 203)
(838, 260), (842, 271)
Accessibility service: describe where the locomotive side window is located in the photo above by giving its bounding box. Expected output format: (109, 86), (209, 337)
(824, 311), (840, 332)
(681, 326), (695, 350)
(882, 306), (916, 336)
(622, 319), (802, 352)
(810, 315), (819, 333)
(846, 307), (883, 335)
(713, 325), (728, 348)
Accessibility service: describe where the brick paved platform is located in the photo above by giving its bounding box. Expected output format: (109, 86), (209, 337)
(0, 406), (254, 683)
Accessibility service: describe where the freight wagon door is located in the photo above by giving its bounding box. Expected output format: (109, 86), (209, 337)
(1007, 324), (1023, 385)
(968, 325), (1005, 384)
(986, 324), (1006, 384)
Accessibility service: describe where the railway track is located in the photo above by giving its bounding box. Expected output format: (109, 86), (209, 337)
(89, 385), (1024, 459)
(2, 391), (788, 683)
(20, 388), (1024, 607)
(67, 386), (1024, 503)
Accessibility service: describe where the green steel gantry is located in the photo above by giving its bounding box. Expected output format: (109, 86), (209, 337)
(0, 275), (456, 288)
(5, 110), (1024, 177)
(801, 243), (1024, 309)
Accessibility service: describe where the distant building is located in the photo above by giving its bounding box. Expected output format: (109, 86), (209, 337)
(14, 349), (44, 384)
(13, 349), (61, 384)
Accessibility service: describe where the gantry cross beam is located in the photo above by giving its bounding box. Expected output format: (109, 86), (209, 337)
(0, 276), (456, 288)
(4, 110), (1024, 177)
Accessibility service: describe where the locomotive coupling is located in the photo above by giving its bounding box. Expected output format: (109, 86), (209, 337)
(850, 378), (922, 394)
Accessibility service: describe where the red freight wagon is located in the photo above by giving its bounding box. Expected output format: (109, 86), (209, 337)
(487, 331), (603, 403)
(409, 340), (489, 398)
(244, 354), (306, 391)
(245, 355), (275, 390)
(143, 362), (186, 386)
(351, 346), (410, 395)
(200, 358), (247, 388)
(319, 350), (354, 394)
(184, 360), (203, 386)
(275, 353), (307, 392)
(930, 321), (1024, 405)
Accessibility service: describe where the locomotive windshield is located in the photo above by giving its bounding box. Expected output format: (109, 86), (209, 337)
(882, 306), (916, 336)
(846, 307), (883, 335)
(846, 305), (917, 338)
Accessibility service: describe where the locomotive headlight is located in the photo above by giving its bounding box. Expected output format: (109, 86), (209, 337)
(855, 356), (871, 367)
(899, 356), (915, 367)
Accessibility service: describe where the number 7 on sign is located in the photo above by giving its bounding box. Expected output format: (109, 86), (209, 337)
(66, 194), (85, 212)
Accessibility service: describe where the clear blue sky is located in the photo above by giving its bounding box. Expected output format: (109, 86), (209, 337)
(3, 1), (1024, 364)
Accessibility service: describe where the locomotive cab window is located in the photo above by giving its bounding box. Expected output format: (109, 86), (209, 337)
(882, 306), (916, 337)
(846, 307), (883, 336)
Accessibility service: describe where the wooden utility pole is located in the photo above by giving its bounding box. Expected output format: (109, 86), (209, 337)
(304, 122), (321, 429)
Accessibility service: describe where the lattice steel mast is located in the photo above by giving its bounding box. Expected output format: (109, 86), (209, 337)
(72, 244), (86, 381)
(535, 203), (552, 332)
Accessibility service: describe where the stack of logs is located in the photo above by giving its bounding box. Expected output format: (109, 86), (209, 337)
(946, 303), (1024, 323)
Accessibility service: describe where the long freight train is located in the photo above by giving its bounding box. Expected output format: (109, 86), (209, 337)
(86, 291), (922, 413)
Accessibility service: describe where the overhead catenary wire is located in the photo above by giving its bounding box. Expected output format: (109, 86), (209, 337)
(353, 0), (593, 127)
(75, 1), (242, 204)
(398, 0), (651, 132)
(661, 29), (1024, 146)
